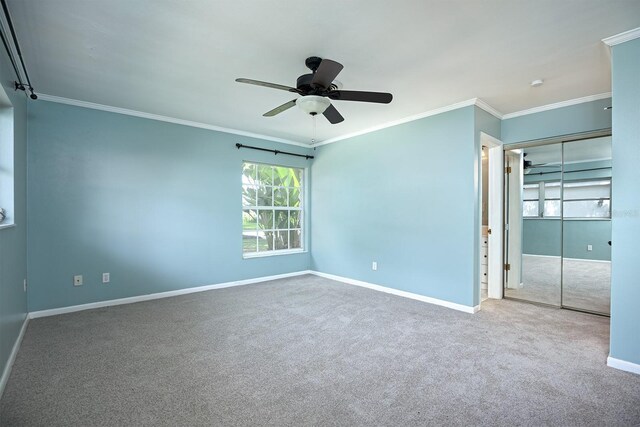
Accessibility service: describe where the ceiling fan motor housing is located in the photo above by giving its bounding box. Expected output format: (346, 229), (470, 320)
(297, 73), (315, 92)
(296, 73), (338, 94)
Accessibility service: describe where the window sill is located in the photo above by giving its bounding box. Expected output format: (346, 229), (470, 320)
(0, 223), (16, 230)
(243, 249), (306, 259)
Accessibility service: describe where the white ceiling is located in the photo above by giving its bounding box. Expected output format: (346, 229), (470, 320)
(7, 0), (640, 145)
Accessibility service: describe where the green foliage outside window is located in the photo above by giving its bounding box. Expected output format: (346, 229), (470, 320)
(242, 162), (303, 254)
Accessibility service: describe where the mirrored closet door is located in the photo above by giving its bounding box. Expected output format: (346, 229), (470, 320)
(503, 135), (612, 315)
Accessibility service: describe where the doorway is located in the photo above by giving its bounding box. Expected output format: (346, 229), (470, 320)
(479, 132), (503, 304)
(503, 133), (612, 315)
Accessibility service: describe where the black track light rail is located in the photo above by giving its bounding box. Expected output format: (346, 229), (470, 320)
(235, 143), (314, 160)
(0, 0), (37, 99)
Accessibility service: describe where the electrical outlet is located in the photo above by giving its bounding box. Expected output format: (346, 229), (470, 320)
(74, 275), (83, 286)
(587, 245), (593, 251)
(372, 261), (378, 271)
(102, 273), (110, 283)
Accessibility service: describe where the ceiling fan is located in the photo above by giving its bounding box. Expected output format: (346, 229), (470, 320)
(235, 56), (393, 124)
(523, 153), (561, 174)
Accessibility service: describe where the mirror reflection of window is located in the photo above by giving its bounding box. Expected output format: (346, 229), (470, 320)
(563, 180), (611, 218)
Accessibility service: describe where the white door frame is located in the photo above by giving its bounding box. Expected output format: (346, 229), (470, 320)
(480, 132), (504, 300)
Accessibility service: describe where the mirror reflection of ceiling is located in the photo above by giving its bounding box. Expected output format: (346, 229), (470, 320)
(520, 136), (611, 166)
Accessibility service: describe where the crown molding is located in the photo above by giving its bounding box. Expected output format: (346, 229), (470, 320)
(313, 98), (503, 147)
(41, 92), (611, 148)
(602, 27), (640, 46)
(501, 93), (612, 120)
(475, 98), (503, 119)
(37, 94), (312, 148)
(313, 99), (478, 147)
(40, 93), (505, 149)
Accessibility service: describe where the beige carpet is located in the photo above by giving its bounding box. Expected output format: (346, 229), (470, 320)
(505, 255), (611, 314)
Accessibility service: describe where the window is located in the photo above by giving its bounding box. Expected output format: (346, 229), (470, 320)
(523, 184), (540, 217)
(0, 87), (14, 228)
(523, 181), (560, 217)
(523, 179), (611, 219)
(563, 180), (611, 218)
(242, 162), (304, 256)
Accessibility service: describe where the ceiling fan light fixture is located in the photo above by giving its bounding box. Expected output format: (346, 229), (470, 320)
(296, 95), (331, 115)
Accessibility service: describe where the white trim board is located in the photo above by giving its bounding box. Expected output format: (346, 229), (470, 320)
(0, 315), (29, 399)
(313, 98), (501, 147)
(39, 91), (611, 149)
(37, 94), (312, 148)
(475, 99), (503, 120)
(310, 270), (479, 314)
(607, 356), (640, 375)
(481, 132), (504, 300)
(523, 254), (611, 263)
(602, 27), (640, 46)
(501, 93), (612, 120)
(29, 270), (312, 319)
(39, 94), (502, 149)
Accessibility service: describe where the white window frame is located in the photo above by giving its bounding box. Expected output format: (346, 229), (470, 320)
(242, 161), (305, 258)
(523, 181), (561, 218)
(523, 179), (611, 220)
(562, 179), (611, 219)
(0, 86), (14, 230)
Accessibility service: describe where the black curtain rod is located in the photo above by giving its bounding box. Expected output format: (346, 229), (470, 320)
(0, 22), (20, 83)
(526, 166), (611, 176)
(235, 143), (314, 160)
(1, 0), (31, 86)
(0, 0), (36, 99)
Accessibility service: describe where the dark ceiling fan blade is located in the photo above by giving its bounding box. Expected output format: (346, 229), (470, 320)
(263, 99), (297, 117)
(327, 90), (393, 104)
(311, 59), (343, 89)
(323, 103), (344, 124)
(235, 78), (299, 93)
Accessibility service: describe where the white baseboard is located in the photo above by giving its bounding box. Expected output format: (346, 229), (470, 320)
(523, 254), (611, 263)
(29, 270), (312, 319)
(607, 355), (640, 375)
(310, 271), (479, 314)
(0, 315), (29, 399)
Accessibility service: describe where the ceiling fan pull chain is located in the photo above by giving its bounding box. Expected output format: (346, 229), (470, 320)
(312, 114), (317, 144)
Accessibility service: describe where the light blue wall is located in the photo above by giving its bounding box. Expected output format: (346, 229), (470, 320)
(522, 160), (612, 261)
(563, 220), (611, 261)
(311, 106), (477, 308)
(609, 38), (640, 366)
(0, 48), (28, 381)
(27, 101), (312, 311)
(522, 220), (561, 256)
(502, 98), (612, 144)
(522, 219), (611, 261)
